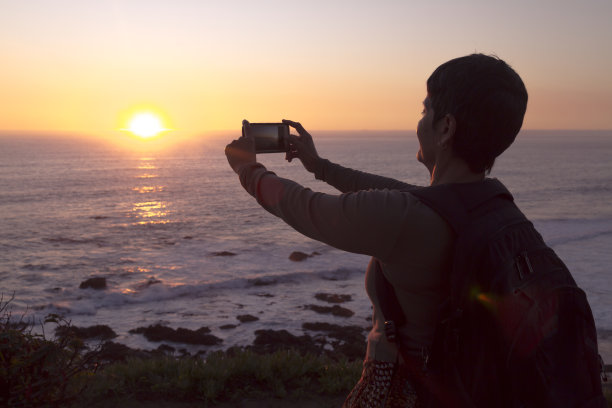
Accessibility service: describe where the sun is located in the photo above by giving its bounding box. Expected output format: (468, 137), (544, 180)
(127, 113), (165, 138)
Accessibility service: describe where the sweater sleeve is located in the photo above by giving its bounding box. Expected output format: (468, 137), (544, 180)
(314, 158), (416, 193)
(238, 162), (420, 260)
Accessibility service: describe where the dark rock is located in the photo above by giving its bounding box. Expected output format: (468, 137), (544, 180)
(94, 341), (149, 363)
(249, 278), (277, 286)
(289, 251), (321, 261)
(79, 277), (107, 290)
(147, 277), (161, 285)
(315, 293), (352, 304)
(302, 322), (367, 360)
(250, 329), (320, 355)
(304, 304), (355, 317)
(220, 324), (238, 330)
(183, 236), (193, 240)
(56, 324), (117, 340)
(129, 324), (222, 345)
(331, 337), (367, 360)
(302, 322), (366, 340)
(156, 344), (176, 354)
(136, 277), (161, 289)
(289, 251), (310, 262)
(303, 322), (348, 332)
(211, 251), (236, 257)
(237, 314), (259, 323)
(254, 293), (274, 298)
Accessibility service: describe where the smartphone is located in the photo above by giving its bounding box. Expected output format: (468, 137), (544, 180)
(244, 123), (289, 153)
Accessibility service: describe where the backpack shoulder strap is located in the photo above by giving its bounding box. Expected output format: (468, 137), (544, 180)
(408, 178), (514, 234)
(377, 179), (516, 341)
(409, 179), (523, 306)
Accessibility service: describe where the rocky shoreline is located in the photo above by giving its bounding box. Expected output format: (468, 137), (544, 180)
(58, 288), (370, 364)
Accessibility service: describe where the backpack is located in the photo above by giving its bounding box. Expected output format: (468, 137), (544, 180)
(377, 178), (607, 407)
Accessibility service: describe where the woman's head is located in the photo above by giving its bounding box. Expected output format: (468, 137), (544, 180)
(426, 54), (528, 174)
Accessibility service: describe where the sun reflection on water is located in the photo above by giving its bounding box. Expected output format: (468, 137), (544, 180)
(137, 157), (157, 170)
(130, 157), (172, 225)
(132, 186), (165, 194)
(132, 201), (168, 218)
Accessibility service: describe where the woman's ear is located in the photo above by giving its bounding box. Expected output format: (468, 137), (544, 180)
(439, 114), (456, 149)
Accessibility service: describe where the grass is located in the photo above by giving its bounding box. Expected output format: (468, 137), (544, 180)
(41, 348), (612, 408)
(72, 349), (361, 407)
(70, 353), (612, 407)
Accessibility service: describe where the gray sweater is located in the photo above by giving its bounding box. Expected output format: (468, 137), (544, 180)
(238, 159), (453, 362)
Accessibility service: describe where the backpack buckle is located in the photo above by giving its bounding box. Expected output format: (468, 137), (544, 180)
(515, 251), (534, 280)
(421, 347), (430, 373)
(384, 320), (397, 343)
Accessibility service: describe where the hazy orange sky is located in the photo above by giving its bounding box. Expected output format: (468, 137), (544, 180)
(1, 0), (611, 140)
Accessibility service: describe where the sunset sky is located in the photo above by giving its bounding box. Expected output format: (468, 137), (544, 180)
(1, 0), (611, 141)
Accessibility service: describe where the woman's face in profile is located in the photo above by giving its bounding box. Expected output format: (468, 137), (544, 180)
(416, 96), (438, 171)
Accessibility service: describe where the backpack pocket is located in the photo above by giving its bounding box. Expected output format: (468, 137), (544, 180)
(507, 285), (604, 407)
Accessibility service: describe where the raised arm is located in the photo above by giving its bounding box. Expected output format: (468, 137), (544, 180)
(283, 119), (415, 193)
(225, 131), (418, 259)
(235, 163), (417, 260)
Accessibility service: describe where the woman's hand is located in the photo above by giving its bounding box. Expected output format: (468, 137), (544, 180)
(225, 120), (256, 174)
(283, 119), (322, 174)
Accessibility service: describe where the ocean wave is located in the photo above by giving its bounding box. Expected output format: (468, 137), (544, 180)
(22, 263), (61, 271)
(548, 229), (612, 247)
(533, 218), (612, 247)
(42, 266), (364, 316)
(44, 236), (107, 246)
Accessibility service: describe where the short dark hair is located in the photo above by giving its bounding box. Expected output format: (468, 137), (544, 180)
(427, 54), (528, 173)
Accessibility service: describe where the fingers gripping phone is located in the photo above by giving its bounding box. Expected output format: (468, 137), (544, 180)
(243, 122), (289, 153)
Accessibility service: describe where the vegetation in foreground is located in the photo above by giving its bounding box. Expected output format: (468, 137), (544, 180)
(77, 349), (359, 407)
(2, 294), (611, 407)
(0, 295), (360, 407)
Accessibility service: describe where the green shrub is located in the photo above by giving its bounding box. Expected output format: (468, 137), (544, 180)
(0, 295), (97, 407)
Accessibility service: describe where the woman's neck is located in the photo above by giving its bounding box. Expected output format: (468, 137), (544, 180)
(429, 156), (485, 186)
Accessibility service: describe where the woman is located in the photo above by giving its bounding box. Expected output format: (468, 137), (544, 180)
(225, 54), (528, 406)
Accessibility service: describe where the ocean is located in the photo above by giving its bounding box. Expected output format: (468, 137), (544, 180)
(1, 130), (611, 362)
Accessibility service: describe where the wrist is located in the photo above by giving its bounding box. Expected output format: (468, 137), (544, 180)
(236, 161), (263, 176)
(313, 157), (328, 180)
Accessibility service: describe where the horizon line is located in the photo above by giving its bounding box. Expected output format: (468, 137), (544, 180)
(1, 128), (612, 136)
